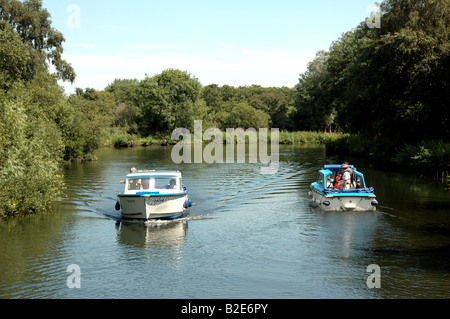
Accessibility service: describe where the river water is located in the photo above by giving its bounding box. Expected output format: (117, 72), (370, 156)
(0, 145), (449, 299)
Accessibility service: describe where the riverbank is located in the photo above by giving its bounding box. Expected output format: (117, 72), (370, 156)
(104, 129), (449, 183)
(326, 134), (450, 183)
(105, 130), (346, 148)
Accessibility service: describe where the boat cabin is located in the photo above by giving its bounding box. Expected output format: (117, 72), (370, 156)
(315, 164), (367, 190)
(123, 170), (184, 195)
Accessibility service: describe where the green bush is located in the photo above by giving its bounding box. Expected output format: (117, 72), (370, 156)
(113, 135), (130, 148)
(327, 134), (450, 175)
(0, 100), (64, 218)
(392, 140), (450, 173)
(278, 131), (345, 145)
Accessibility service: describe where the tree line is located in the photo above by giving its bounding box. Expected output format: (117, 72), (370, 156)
(1, 0), (448, 217)
(297, 0), (449, 142)
(295, 0), (449, 174)
(104, 76), (297, 136)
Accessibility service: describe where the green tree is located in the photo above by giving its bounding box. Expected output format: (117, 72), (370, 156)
(225, 102), (270, 129)
(64, 89), (116, 159)
(202, 84), (223, 128)
(293, 50), (337, 132)
(0, 0), (76, 83)
(325, 0), (449, 142)
(0, 86), (64, 217)
(137, 69), (202, 134)
(372, 0), (450, 142)
(0, 21), (31, 91)
(258, 87), (295, 130)
(105, 78), (140, 107)
(105, 79), (142, 134)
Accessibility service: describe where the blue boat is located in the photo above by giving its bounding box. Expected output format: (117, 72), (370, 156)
(309, 164), (378, 211)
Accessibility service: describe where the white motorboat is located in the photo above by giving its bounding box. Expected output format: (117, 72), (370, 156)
(116, 170), (191, 220)
(309, 164), (378, 211)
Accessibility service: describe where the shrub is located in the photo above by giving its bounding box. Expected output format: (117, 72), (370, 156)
(0, 100), (64, 218)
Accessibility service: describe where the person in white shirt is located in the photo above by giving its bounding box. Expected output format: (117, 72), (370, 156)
(341, 164), (352, 190)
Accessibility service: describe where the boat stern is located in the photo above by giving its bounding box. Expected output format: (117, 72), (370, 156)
(310, 186), (378, 211)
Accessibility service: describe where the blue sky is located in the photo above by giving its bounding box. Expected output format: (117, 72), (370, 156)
(42, 0), (379, 94)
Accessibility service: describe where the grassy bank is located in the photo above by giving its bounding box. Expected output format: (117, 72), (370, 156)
(103, 129), (346, 148)
(326, 134), (450, 181)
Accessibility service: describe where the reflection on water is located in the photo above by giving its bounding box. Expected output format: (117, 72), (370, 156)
(117, 220), (188, 249)
(312, 208), (379, 259)
(0, 144), (449, 299)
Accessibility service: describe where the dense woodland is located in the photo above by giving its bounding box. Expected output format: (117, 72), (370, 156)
(0, 0), (448, 217)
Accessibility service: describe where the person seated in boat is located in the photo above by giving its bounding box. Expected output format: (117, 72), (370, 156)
(141, 178), (149, 189)
(334, 174), (342, 189)
(166, 178), (177, 189)
(341, 164), (352, 190)
(120, 167), (137, 184)
(128, 178), (142, 190)
(326, 176), (333, 188)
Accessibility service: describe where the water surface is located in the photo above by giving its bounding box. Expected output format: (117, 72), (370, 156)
(0, 145), (449, 299)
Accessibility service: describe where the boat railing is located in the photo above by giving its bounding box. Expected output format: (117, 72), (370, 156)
(321, 187), (375, 195)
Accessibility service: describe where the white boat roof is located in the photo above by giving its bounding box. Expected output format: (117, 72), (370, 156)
(126, 170), (182, 179)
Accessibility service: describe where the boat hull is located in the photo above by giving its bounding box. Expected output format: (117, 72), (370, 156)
(309, 189), (377, 211)
(118, 193), (189, 220)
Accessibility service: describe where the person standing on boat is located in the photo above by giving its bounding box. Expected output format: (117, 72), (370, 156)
(342, 161), (352, 174)
(341, 164), (352, 190)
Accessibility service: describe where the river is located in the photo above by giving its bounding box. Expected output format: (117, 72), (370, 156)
(0, 145), (449, 299)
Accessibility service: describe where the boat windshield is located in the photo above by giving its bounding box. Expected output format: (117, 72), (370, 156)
(127, 178), (150, 191)
(126, 176), (181, 191)
(154, 177), (180, 190)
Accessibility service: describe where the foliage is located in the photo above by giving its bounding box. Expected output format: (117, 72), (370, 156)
(392, 140), (450, 174)
(292, 50), (337, 132)
(223, 102), (270, 129)
(327, 134), (450, 174)
(201, 84), (295, 130)
(63, 89), (115, 159)
(105, 79), (142, 134)
(0, 21), (30, 91)
(292, 0), (449, 173)
(279, 131), (345, 145)
(0, 0), (89, 218)
(136, 69), (202, 135)
(0, 96), (64, 218)
(2, 0), (448, 218)
(294, 0), (449, 142)
(0, 0), (75, 83)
